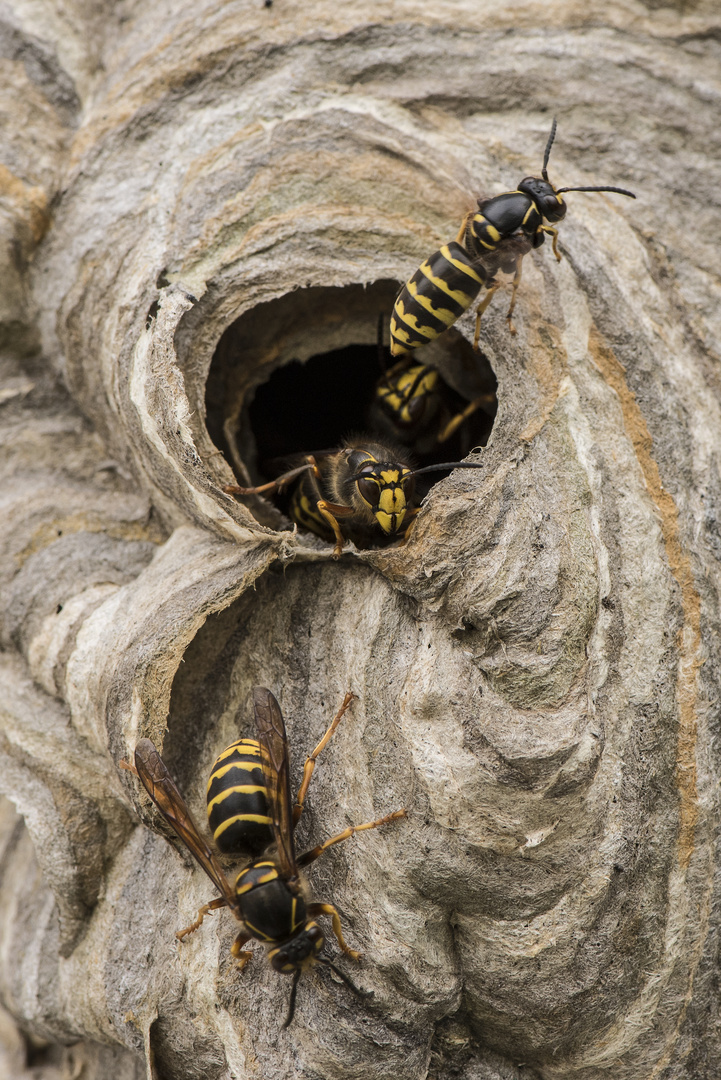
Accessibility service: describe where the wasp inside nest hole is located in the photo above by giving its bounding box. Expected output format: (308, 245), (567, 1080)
(206, 282), (497, 552)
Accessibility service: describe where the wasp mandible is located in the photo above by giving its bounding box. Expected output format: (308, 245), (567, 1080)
(390, 119), (636, 353)
(122, 689), (407, 1027)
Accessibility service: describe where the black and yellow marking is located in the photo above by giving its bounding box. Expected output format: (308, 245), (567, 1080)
(235, 859), (279, 896)
(206, 739), (274, 855)
(468, 191), (543, 256)
(235, 860), (306, 944)
(375, 364), (440, 428)
(267, 944), (296, 973)
(469, 214), (502, 250)
(385, 121), (635, 351)
(289, 480), (335, 543)
(366, 467), (409, 534)
(127, 691), (408, 1030)
(344, 450), (414, 537)
(390, 242), (486, 357)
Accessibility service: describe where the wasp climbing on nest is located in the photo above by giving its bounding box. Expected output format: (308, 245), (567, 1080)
(389, 119), (635, 353)
(122, 689), (406, 1027)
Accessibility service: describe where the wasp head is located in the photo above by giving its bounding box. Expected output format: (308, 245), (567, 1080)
(355, 467), (412, 534)
(517, 176), (567, 223)
(517, 120), (634, 221)
(269, 922), (324, 973)
(350, 457), (413, 535)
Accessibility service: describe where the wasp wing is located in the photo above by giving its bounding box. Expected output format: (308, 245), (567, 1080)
(133, 738), (238, 910)
(253, 687), (297, 880)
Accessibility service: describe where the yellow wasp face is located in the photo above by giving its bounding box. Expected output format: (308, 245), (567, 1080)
(353, 461), (413, 535)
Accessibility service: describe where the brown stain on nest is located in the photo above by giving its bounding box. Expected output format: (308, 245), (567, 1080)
(519, 311), (566, 443)
(16, 517), (165, 570)
(588, 326), (701, 872)
(0, 164), (50, 244)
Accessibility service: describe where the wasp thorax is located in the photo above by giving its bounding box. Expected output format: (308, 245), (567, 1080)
(270, 923), (324, 973)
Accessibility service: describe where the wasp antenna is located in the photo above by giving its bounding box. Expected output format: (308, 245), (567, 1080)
(317, 957), (373, 1000)
(282, 970), (302, 1029)
(555, 185), (636, 199)
(542, 117), (558, 182)
(407, 461), (484, 479)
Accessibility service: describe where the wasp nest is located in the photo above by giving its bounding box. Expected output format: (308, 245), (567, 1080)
(1, 4), (720, 1080)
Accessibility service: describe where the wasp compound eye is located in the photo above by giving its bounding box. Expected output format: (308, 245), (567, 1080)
(271, 949), (292, 972)
(356, 476), (380, 506)
(540, 194), (566, 222)
(306, 924), (324, 956)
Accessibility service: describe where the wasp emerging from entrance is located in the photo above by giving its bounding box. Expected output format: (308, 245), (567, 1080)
(390, 119), (636, 354)
(223, 439), (484, 557)
(122, 688), (406, 1027)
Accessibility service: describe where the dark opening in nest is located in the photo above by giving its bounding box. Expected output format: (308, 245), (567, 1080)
(206, 281), (497, 539)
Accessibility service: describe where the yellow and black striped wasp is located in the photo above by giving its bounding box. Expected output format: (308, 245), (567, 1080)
(223, 438), (484, 557)
(122, 688), (406, 1027)
(390, 119), (636, 354)
(370, 320), (496, 456)
(372, 360), (484, 450)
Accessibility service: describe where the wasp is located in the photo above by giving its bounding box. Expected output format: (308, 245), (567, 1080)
(223, 439), (484, 557)
(389, 119), (636, 354)
(370, 356), (496, 456)
(122, 688), (406, 1027)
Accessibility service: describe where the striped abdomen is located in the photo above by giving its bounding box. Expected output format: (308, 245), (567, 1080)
(289, 474), (334, 542)
(206, 739), (273, 855)
(390, 242), (486, 357)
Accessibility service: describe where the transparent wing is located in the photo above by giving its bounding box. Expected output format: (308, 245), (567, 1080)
(133, 739), (237, 910)
(253, 687), (297, 880)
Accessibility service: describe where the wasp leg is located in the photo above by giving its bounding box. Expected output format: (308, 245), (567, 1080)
(455, 210), (475, 245)
(384, 356), (415, 380)
(473, 284), (500, 349)
(176, 896), (228, 941)
(505, 257), (524, 335)
(230, 930), (253, 970)
(297, 810), (407, 869)
(316, 500), (355, 559)
(293, 693), (356, 827)
(306, 903), (362, 961)
(436, 394), (495, 443)
(119, 759), (138, 776)
(223, 460), (318, 498)
(540, 224), (561, 261)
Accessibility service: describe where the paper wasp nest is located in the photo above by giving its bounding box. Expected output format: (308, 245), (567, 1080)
(1, 3), (720, 1079)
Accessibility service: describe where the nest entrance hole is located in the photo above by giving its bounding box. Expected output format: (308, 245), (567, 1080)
(206, 281), (497, 535)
